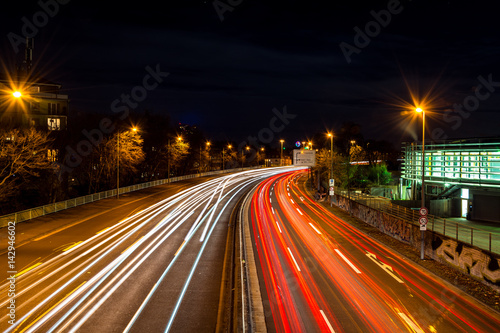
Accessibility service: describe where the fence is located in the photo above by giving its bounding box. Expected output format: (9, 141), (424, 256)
(336, 190), (500, 255)
(0, 167), (260, 228)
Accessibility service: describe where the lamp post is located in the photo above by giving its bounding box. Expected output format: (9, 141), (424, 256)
(416, 107), (426, 260)
(242, 146), (250, 168)
(222, 144), (232, 171)
(280, 139), (284, 166)
(348, 140), (356, 216)
(260, 147), (265, 167)
(167, 136), (182, 183)
(117, 127), (137, 198)
(206, 141), (211, 172)
(327, 133), (333, 180)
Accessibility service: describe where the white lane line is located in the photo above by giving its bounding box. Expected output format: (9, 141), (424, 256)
(272, 207), (275, 214)
(287, 192), (290, 197)
(296, 208), (303, 215)
(334, 249), (361, 274)
(320, 310), (336, 333)
(276, 221), (282, 233)
(366, 251), (404, 283)
(398, 312), (424, 333)
(287, 247), (301, 272)
(309, 223), (321, 235)
(291, 199), (294, 204)
(270, 197), (272, 204)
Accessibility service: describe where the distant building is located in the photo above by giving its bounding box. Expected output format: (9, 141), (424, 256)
(0, 75), (69, 132)
(0, 38), (69, 163)
(402, 138), (500, 222)
(266, 156), (292, 167)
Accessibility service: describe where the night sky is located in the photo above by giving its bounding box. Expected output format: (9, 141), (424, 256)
(2, 0), (500, 148)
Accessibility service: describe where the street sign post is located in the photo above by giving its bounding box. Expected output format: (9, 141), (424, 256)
(329, 179), (335, 187)
(419, 207), (428, 238)
(329, 186), (334, 196)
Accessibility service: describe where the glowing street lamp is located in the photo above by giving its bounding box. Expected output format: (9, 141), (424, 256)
(12, 91), (22, 98)
(327, 133), (333, 180)
(280, 139), (284, 166)
(416, 107), (426, 259)
(117, 127), (139, 198)
(222, 144), (232, 171)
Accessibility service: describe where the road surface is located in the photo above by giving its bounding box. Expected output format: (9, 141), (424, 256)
(1, 167), (299, 332)
(249, 169), (500, 332)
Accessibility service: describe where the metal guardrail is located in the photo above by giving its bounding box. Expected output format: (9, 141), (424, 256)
(0, 167), (260, 228)
(337, 190), (500, 254)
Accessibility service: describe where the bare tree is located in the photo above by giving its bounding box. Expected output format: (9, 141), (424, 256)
(0, 128), (55, 202)
(84, 131), (144, 193)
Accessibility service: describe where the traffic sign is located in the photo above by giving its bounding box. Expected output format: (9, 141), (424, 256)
(329, 179), (335, 187)
(419, 207), (428, 216)
(329, 186), (334, 196)
(420, 224), (427, 231)
(419, 216), (428, 225)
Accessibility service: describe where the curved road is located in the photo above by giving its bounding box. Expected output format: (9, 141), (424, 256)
(1, 167), (299, 332)
(249, 169), (500, 332)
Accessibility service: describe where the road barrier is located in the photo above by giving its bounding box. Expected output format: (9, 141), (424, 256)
(335, 190), (500, 255)
(0, 167), (261, 228)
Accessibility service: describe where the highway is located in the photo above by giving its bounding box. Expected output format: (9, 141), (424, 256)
(0, 167), (298, 332)
(249, 169), (500, 332)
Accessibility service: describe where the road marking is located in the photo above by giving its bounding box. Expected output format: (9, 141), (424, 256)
(334, 249), (361, 274)
(270, 198), (272, 204)
(309, 223), (321, 235)
(62, 241), (82, 252)
(175, 240), (186, 256)
(276, 221), (282, 233)
(272, 207), (275, 214)
(320, 310), (336, 333)
(122, 236), (144, 254)
(19, 280), (87, 333)
(287, 192), (290, 196)
(366, 251), (404, 283)
(96, 227), (110, 234)
(398, 312), (424, 333)
(291, 199), (294, 204)
(16, 262), (43, 277)
(287, 247), (301, 272)
(296, 208), (303, 215)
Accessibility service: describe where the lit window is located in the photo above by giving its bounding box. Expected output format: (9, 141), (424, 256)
(48, 118), (61, 130)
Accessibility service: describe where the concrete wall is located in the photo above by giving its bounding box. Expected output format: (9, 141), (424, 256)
(336, 195), (500, 291)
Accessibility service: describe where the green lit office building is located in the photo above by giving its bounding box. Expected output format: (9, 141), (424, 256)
(402, 138), (500, 223)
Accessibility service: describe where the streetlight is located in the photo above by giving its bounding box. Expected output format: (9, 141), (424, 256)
(222, 144), (232, 171)
(348, 140), (355, 216)
(117, 127), (138, 199)
(206, 141), (211, 172)
(327, 133), (333, 180)
(12, 91), (22, 98)
(280, 139), (284, 166)
(167, 136), (183, 183)
(242, 146), (250, 168)
(416, 107), (426, 260)
(260, 147), (265, 167)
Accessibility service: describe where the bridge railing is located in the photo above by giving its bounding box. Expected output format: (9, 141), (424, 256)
(336, 190), (500, 254)
(0, 167), (261, 228)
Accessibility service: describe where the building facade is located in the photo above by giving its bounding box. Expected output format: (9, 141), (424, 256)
(402, 138), (500, 222)
(0, 75), (69, 132)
